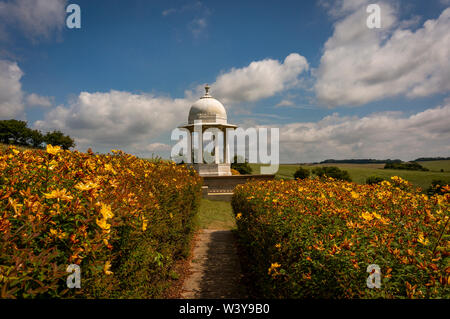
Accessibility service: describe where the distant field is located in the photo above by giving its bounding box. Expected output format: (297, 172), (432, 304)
(250, 160), (450, 191)
(418, 160), (450, 172)
(0, 143), (36, 152)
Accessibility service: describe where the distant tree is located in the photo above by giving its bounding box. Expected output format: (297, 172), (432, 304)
(384, 162), (429, 171)
(0, 119), (29, 145)
(414, 157), (450, 162)
(28, 129), (45, 148)
(0, 120), (75, 149)
(321, 159), (402, 164)
(293, 167), (310, 180)
(312, 166), (352, 182)
(44, 130), (75, 150)
(365, 176), (386, 185)
(231, 155), (253, 175)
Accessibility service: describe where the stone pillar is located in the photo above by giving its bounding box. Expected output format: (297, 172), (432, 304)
(186, 130), (192, 163)
(214, 130), (220, 164)
(198, 129), (203, 164)
(224, 128), (230, 164)
(194, 120), (203, 164)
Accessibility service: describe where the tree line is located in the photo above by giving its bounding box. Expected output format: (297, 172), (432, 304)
(0, 119), (75, 150)
(321, 158), (402, 164)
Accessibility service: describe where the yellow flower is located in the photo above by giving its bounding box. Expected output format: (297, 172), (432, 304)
(46, 144), (61, 155)
(100, 203), (114, 220)
(268, 262), (281, 275)
(104, 261), (113, 275)
(351, 191), (359, 199)
(418, 233), (429, 246)
(236, 213), (242, 220)
(75, 181), (99, 191)
(96, 218), (111, 232)
(142, 216), (148, 231)
(275, 243), (281, 249)
(43, 188), (73, 201)
(361, 211), (374, 221)
(8, 197), (23, 215)
(372, 212), (382, 220)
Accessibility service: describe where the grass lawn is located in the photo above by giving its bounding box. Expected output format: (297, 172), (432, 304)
(195, 199), (236, 230)
(250, 161), (450, 191)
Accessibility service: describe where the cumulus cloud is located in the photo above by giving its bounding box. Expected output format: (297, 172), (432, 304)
(315, 0), (450, 106)
(0, 59), (24, 118)
(0, 0), (67, 41)
(211, 53), (309, 104)
(31, 53), (310, 156)
(278, 101), (450, 163)
(26, 93), (53, 107)
(34, 90), (192, 154)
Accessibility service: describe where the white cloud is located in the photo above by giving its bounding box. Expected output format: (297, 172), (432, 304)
(189, 17), (207, 38)
(0, 59), (24, 118)
(32, 53), (311, 156)
(276, 100), (294, 107)
(162, 1), (210, 38)
(315, 1), (450, 106)
(143, 142), (172, 152)
(162, 8), (176, 16)
(26, 93), (53, 107)
(0, 0), (67, 41)
(211, 53), (309, 104)
(34, 90), (192, 154)
(278, 101), (450, 163)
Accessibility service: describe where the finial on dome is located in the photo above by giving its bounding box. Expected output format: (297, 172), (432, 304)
(203, 84), (211, 97)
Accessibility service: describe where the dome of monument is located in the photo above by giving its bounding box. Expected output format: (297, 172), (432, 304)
(188, 85), (227, 124)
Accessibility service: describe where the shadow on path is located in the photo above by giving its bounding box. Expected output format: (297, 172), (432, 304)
(181, 229), (247, 299)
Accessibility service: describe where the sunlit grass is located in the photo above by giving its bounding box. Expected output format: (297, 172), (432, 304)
(195, 199), (236, 230)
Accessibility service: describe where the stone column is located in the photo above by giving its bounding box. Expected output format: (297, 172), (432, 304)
(214, 129), (220, 164)
(224, 128), (230, 164)
(186, 129), (192, 163)
(194, 120), (203, 164)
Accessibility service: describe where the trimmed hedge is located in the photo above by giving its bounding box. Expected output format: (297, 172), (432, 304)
(232, 177), (449, 298)
(0, 145), (202, 298)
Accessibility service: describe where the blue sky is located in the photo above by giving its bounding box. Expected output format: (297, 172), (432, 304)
(1, 0), (449, 162)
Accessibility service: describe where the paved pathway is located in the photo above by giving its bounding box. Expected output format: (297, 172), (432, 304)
(181, 229), (247, 299)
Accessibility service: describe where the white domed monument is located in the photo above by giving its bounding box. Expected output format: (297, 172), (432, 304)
(179, 85), (237, 176)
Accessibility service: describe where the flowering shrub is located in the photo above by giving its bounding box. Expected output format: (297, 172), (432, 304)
(232, 177), (449, 298)
(0, 145), (202, 298)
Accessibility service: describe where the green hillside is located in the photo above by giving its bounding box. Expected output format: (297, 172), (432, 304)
(251, 161), (450, 191)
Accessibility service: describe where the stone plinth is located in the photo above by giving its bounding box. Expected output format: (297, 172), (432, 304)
(201, 174), (275, 201)
(192, 163), (232, 176)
